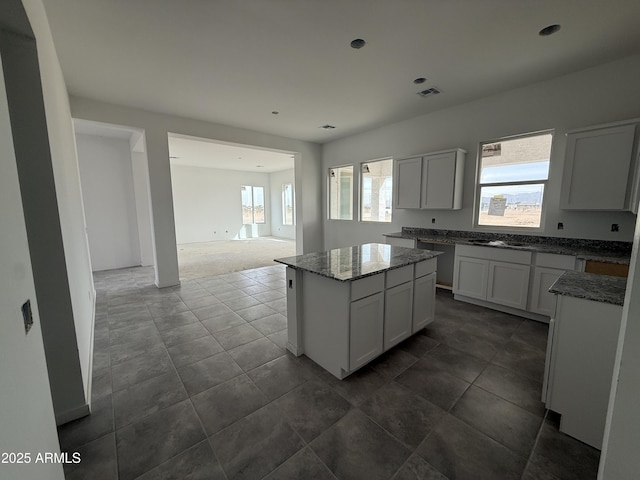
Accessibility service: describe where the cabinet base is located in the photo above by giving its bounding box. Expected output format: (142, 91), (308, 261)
(454, 294), (550, 323)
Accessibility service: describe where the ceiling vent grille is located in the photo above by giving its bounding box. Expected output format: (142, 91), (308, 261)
(320, 124), (336, 129)
(417, 87), (441, 98)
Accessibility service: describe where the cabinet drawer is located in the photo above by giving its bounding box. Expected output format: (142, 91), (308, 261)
(351, 273), (384, 301)
(415, 258), (437, 278)
(455, 244), (532, 264)
(386, 265), (413, 288)
(535, 252), (576, 270)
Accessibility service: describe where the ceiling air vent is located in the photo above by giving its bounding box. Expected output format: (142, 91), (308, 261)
(320, 124), (336, 129)
(417, 87), (441, 98)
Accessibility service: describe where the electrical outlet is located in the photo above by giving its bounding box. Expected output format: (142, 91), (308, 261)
(431, 218), (436, 224)
(611, 224), (619, 232)
(557, 222), (564, 230)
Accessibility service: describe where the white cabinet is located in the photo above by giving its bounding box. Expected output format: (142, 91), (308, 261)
(529, 253), (577, 317)
(413, 272), (436, 332)
(487, 261), (530, 310)
(384, 282), (413, 349)
(395, 149), (465, 210)
(350, 292), (384, 370)
(453, 244), (532, 312)
(543, 295), (623, 448)
(560, 122), (638, 211)
(394, 157), (422, 209)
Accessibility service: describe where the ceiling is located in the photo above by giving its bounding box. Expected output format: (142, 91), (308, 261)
(43, 0), (640, 144)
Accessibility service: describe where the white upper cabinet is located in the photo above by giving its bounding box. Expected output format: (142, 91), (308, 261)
(395, 148), (465, 210)
(560, 122), (639, 211)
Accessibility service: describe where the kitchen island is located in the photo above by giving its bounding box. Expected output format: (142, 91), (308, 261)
(275, 243), (442, 379)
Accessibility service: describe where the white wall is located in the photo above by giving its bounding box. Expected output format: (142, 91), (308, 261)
(322, 54), (640, 249)
(76, 133), (142, 270)
(270, 168), (296, 239)
(171, 165), (272, 243)
(0, 49), (64, 480)
(70, 97), (323, 286)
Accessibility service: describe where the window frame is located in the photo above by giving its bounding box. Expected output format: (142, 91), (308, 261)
(241, 185), (266, 225)
(473, 130), (554, 232)
(327, 164), (354, 221)
(359, 157), (393, 224)
(282, 183), (294, 226)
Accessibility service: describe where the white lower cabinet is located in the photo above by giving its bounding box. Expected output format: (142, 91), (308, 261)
(487, 261), (530, 310)
(413, 272), (436, 332)
(384, 282), (413, 349)
(350, 292), (384, 370)
(529, 267), (565, 316)
(453, 256), (489, 299)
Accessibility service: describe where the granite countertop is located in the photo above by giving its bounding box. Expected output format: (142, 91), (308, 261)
(384, 228), (632, 264)
(549, 270), (627, 306)
(275, 243), (442, 282)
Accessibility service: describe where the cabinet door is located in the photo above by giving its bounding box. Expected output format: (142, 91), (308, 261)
(561, 124), (636, 210)
(350, 292), (384, 370)
(395, 157), (422, 209)
(421, 151), (456, 209)
(487, 261), (530, 310)
(453, 256), (489, 299)
(384, 282), (413, 350)
(529, 267), (564, 316)
(413, 272), (436, 332)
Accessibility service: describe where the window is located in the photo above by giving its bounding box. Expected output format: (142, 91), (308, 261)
(241, 185), (265, 224)
(282, 183), (294, 225)
(329, 165), (353, 220)
(361, 158), (393, 222)
(476, 132), (553, 229)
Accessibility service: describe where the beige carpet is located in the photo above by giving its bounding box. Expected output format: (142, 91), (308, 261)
(177, 236), (296, 280)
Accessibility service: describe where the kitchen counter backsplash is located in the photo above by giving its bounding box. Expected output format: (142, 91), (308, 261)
(396, 227), (632, 255)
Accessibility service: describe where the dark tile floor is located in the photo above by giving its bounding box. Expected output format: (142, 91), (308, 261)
(58, 265), (600, 480)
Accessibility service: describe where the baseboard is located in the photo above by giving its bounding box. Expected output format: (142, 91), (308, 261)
(287, 342), (303, 356)
(55, 403), (90, 426)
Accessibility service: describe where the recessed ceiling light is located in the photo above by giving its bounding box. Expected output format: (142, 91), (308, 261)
(350, 38), (366, 49)
(256, 165), (265, 168)
(539, 24), (561, 36)
(272, 111), (279, 115)
(413, 77), (427, 84)
(320, 124), (336, 129)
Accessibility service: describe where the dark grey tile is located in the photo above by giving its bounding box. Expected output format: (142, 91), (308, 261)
(392, 454), (448, 480)
(396, 358), (470, 410)
(212, 323), (263, 350)
(236, 303), (278, 322)
(252, 290), (286, 303)
(167, 335), (224, 368)
(107, 303), (149, 318)
(109, 322), (161, 348)
(136, 440), (225, 480)
(529, 417), (600, 480)
(451, 386), (543, 457)
(267, 329), (288, 349)
(512, 319), (550, 352)
(192, 374), (268, 435)
(91, 368), (113, 401)
(360, 382), (446, 449)
(247, 355), (313, 400)
(251, 313), (287, 335)
(228, 337), (285, 371)
(63, 433), (117, 480)
(274, 379), (351, 442)
(242, 284), (273, 295)
(264, 298), (288, 314)
(206, 282), (239, 295)
(370, 348), (419, 379)
(153, 310), (199, 331)
(177, 288), (211, 301)
(111, 347), (173, 392)
(109, 337), (164, 365)
(210, 403), (305, 480)
(441, 328), (500, 361)
(92, 348), (110, 373)
(146, 299), (189, 318)
(183, 294), (222, 310)
(492, 338), (546, 382)
(116, 400), (206, 480)
(160, 322), (210, 347)
(58, 395), (114, 451)
(417, 414), (527, 480)
(201, 311), (247, 334)
(113, 371), (188, 429)
(474, 364), (546, 416)
(263, 447), (337, 480)
(177, 351), (243, 396)
(215, 289), (250, 302)
(521, 461), (561, 480)
(192, 303), (234, 321)
(396, 334), (440, 357)
(320, 366), (388, 406)
(425, 343), (488, 383)
(310, 409), (411, 480)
